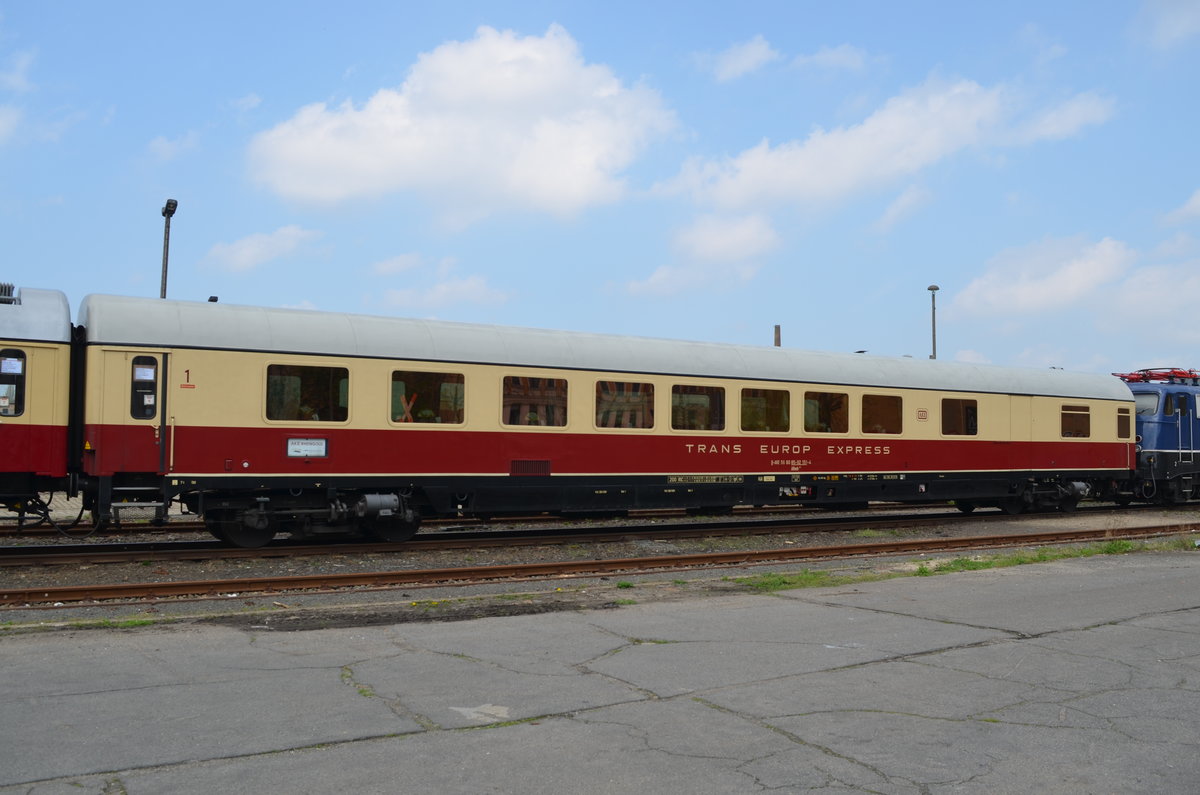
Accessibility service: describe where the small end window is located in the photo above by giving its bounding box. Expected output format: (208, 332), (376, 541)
(1117, 407), (1131, 440)
(0, 349), (25, 417)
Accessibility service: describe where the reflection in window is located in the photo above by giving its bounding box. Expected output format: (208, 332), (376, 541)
(804, 391), (848, 433)
(0, 348), (25, 417)
(392, 371), (464, 423)
(741, 388), (789, 432)
(267, 365), (349, 422)
(942, 398), (978, 436)
(1133, 392), (1158, 416)
(671, 385), (725, 431)
(863, 394), (902, 434)
(596, 381), (654, 429)
(1061, 405), (1090, 438)
(503, 376), (567, 426)
(131, 356), (158, 420)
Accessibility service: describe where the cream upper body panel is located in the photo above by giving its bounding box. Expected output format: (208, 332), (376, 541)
(78, 293), (1133, 402)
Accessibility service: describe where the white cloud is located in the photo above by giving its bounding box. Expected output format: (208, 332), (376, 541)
(149, 131), (199, 161)
(1115, 261), (1200, 318)
(673, 214), (778, 262)
(371, 253), (423, 275)
(668, 75), (1113, 212)
(232, 93), (262, 112)
(626, 261), (760, 297)
(793, 44), (868, 71)
(204, 225), (321, 272)
(0, 50), (34, 92)
(1138, 0), (1200, 49)
(953, 349), (992, 364)
(0, 106), (20, 144)
(672, 77), (1006, 209)
(1011, 91), (1114, 143)
(626, 214), (775, 297)
(873, 185), (932, 233)
(953, 236), (1135, 316)
(711, 35), (780, 82)
(1166, 189), (1200, 225)
(249, 24), (675, 221)
(384, 275), (509, 309)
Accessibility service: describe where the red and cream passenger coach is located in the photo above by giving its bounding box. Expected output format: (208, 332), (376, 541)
(73, 293), (1135, 546)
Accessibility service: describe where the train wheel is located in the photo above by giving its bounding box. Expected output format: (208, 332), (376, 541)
(1058, 496), (1079, 513)
(363, 515), (420, 543)
(222, 523), (277, 548)
(954, 501), (976, 514)
(1000, 498), (1024, 515)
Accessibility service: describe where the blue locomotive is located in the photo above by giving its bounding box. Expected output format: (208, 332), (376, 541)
(1115, 369), (1200, 504)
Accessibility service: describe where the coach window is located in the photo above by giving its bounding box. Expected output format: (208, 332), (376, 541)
(672, 385), (725, 431)
(266, 365), (349, 422)
(0, 349), (25, 417)
(803, 391), (848, 433)
(392, 371), (464, 424)
(741, 388), (789, 432)
(503, 376), (567, 426)
(1061, 405), (1090, 438)
(863, 394), (903, 434)
(942, 398), (978, 435)
(1117, 407), (1132, 439)
(130, 356), (158, 420)
(596, 381), (654, 429)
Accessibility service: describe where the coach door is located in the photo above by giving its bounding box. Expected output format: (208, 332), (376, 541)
(107, 351), (171, 475)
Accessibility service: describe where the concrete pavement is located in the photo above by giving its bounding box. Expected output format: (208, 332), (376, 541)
(3, 552), (1200, 793)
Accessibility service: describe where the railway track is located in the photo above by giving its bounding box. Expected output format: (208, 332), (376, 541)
(0, 507), (1099, 566)
(0, 502), (960, 538)
(1, 522), (1193, 607)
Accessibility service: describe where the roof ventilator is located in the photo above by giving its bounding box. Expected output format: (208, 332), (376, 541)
(0, 283), (17, 305)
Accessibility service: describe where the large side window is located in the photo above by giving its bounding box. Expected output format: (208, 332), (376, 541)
(804, 391), (848, 433)
(595, 381), (654, 429)
(391, 370), (464, 424)
(0, 348), (25, 417)
(503, 376), (567, 426)
(942, 398), (978, 436)
(267, 365), (349, 422)
(131, 356), (158, 420)
(671, 385), (725, 431)
(1062, 405), (1090, 438)
(741, 388), (789, 432)
(863, 394), (903, 434)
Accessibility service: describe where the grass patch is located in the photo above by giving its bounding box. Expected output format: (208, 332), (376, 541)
(736, 537), (1194, 592)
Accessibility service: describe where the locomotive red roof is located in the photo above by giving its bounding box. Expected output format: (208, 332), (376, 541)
(1113, 368), (1200, 384)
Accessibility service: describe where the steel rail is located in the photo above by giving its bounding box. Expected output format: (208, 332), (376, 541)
(0, 509), (1046, 566)
(1, 523), (1192, 606)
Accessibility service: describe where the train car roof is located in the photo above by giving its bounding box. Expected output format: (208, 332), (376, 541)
(78, 293), (1132, 401)
(0, 287), (72, 343)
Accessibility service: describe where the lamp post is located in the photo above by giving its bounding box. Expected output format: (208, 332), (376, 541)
(927, 284), (939, 360)
(160, 199), (178, 299)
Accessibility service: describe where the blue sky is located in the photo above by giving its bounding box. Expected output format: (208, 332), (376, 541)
(1, 2), (1198, 374)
